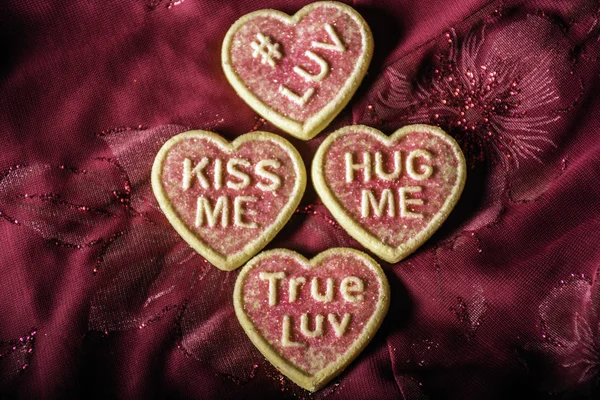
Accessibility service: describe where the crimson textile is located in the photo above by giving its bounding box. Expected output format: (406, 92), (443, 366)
(1, 0), (600, 399)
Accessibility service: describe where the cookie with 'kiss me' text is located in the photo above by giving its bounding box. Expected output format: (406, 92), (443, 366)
(151, 130), (306, 271)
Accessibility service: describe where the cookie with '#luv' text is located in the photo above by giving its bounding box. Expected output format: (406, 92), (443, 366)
(151, 130), (306, 271)
(234, 248), (389, 392)
(222, 2), (373, 140)
(313, 125), (466, 264)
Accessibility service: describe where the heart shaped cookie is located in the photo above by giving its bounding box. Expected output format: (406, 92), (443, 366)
(313, 125), (466, 263)
(234, 248), (389, 391)
(151, 130), (306, 271)
(222, 2), (373, 140)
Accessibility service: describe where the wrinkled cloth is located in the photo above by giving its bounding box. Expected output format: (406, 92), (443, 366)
(1, 0), (600, 399)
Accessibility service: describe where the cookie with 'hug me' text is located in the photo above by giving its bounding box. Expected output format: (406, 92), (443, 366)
(313, 124), (466, 263)
(151, 130), (306, 271)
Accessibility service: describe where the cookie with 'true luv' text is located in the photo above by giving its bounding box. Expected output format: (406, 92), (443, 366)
(313, 125), (466, 263)
(234, 248), (389, 392)
(151, 130), (306, 271)
(222, 1), (373, 140)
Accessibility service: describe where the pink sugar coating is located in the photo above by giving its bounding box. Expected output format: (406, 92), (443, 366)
(229, 5), (364, 122)
(160, 137), (298, 255)
(323, 130), (460, 247)
(242, 253), (382, 375)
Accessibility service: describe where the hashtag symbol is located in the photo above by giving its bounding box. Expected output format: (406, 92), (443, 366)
(250, 32), (282, 68)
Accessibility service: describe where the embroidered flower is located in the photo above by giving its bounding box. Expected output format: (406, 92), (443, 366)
(530, 269), (600, 395)
(363, 15), (576, 169)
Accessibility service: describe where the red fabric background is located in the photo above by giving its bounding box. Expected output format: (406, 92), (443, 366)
(1, 0), (600, 398)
